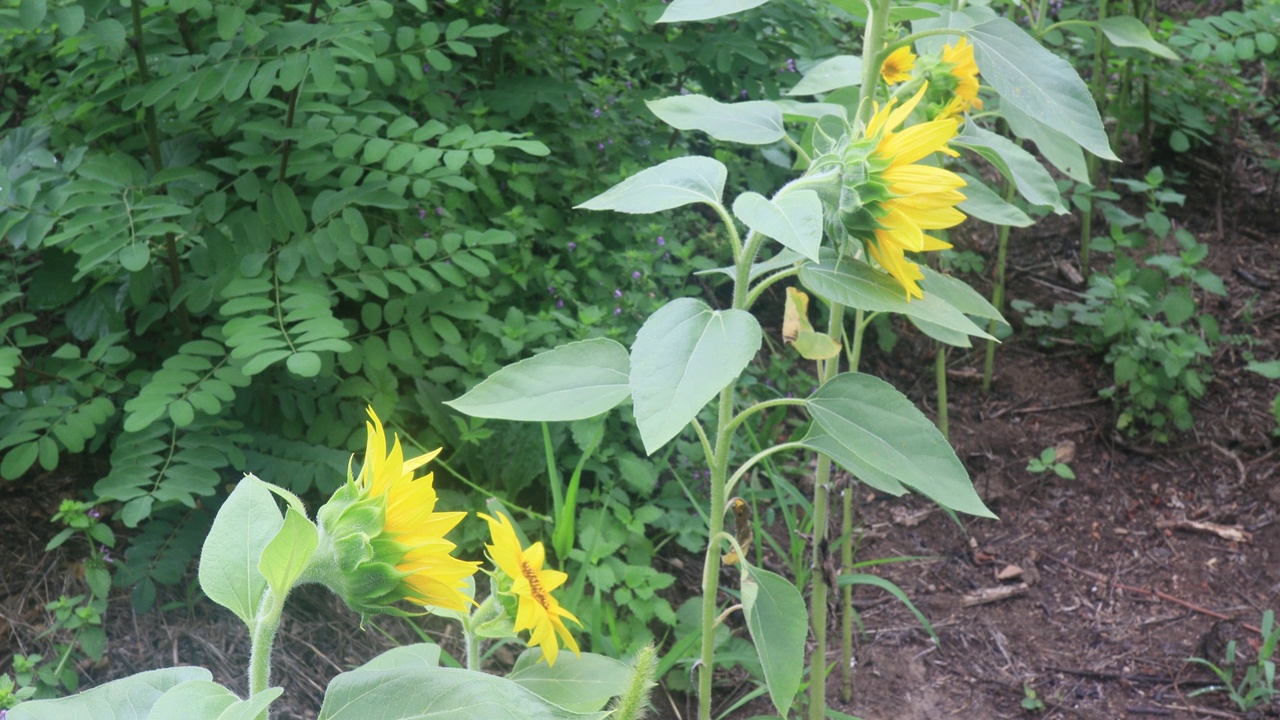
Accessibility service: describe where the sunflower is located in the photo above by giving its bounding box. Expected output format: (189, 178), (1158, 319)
(479, 512), (581, 666)
(864, 84), (967, 300)
(880, 45), (916, 85)
(938, 37), (983, 118)
(314, 407), (479, 616)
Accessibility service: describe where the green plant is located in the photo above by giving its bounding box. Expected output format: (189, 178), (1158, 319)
(7, 414), (659, 720)
(1026, 446), (1075, 479)
(1021, 684), (1046, 712)
(13, 500), (114, 698)
(1246, 359), (1280, 435)
(1015, 167), (1225, 441)
(1188, 610), (1280, 713)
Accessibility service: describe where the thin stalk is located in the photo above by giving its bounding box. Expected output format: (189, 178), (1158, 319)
(696, 387), (733, 720)
(935, 344), (948, 439)
(277, 0), (323, 181)
(839, 307), (865, 702)
(1081, 0), (1110, 282)
(981, 179), (1016, 393)
(129, 0), (190, 338)
(248, 590), (284, 719)
(465, 626), (480, 671)
(813, 5), (888, 716)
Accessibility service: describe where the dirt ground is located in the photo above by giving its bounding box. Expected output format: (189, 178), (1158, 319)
(3, 89), (1279, 720)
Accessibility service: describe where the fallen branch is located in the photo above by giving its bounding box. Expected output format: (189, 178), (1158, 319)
(959, 583), (1027, 607)
(1154, 517), (1251, 543)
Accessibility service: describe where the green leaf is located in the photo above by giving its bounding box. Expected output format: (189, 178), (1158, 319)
(964, 17), (1117, 160)
(955, 173), (1033, 227)
(119, 244), (151, 272)
(150, 681), (276, 720)
(8, 668), (212, 720)
(785, 55), (863, 96)
(798, 427), (908, 495)
(1246, 360), (1280, 380)
(999, 102), (1090, 183)
(732, 190), (823, 262)
(645, 95), (784, 145)
(357, 644), (443, 671)
(918, 267), (1006, 329)
(286, 351), (322, 377)
(19, 0), (46, 29)
(575, 157), (727, 214)
(197, 475), (284, 626)
(445, 339), (631, 422)
(1, 442), (39, 480)
(953, 122), (1065, 213)
(657, 0), (769, 23)
(807, 373), (994, 517)
(1097, 16), (1178, 60)
(629, 298), (762, 455)
(508, 650), (631, 713)
(837, 573), (937, 642)
(742, 565), (807, 718)
(317, 667), (603, 720)
(258, 507), (318, 598)
(799, 251), (993, 339)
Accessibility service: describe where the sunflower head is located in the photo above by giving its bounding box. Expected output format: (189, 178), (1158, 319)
(479, 512), (581, 666)
(801, 84), (966, 300)
(936, 37), (983, 118)
(880, 45), (916, 85)
(314, 407), (479, 617)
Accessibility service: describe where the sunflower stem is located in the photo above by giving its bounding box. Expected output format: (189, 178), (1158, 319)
(982, 178), (1017, 393)
(248, 589), (284, 719)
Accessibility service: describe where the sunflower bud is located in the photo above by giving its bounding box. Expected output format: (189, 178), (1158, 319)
(310, 408), (479, 618)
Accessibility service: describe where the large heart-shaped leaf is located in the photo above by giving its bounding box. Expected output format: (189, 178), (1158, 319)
(646, 95), (784, 145)
(999, 102), (1089, 183)
(629, 298), (762, 454)
(798, 251), (992, 339)
(508, 649), (631, 713)
(963, 17), (1117, 161)
(446, 339), (631, 421)
(807, 373), (994, 517)
(575, 157), (726, 214)
(953, 123), (1065, 213)
(733, 190), (824, 262)
(1097, 16), (1178, 60)
(9, 668), (213, 720)
(317, 667), (604, 720)
(657, 0), (769, 23)
(197, 475), (282, 626)
(955, 173), (1033, 228)
(785, 55), (863, 96)
(742, 565), (807, 717)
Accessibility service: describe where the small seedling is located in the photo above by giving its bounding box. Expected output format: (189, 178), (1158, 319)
(1021, 685), (1045, 712)
(1187, 609), (1280, 712)
(1026, 446), (1076, 480)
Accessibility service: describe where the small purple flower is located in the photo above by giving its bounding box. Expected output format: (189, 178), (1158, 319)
(625, 81), (633, 90)
(100, 546), (114, 564)
(656, 236), (665, 246)
(556, 299), (564, 309)
(764, 379), (774, 387)
(785, 392), (794, 398)
(547, 285), (556, 295)
(740, 89), (749, 99)
(680, 87), (690, 95)
(631, 271), (641, 279)
(422, 63), (431, 73)
(597, 142), (605, 150)
(88, 508), (101, 519)
(614, 307), (622, 315)
(422, 231), (431, 238)
(613, 288), (623, 298)
(785, 58), (797, 73)
(435, 207), (444, 216)
(663, 252), (671, 261)
(418, 208), (427, 219)
(607, 138), (614, 145)
(568, 241), (577, 251)
(593, 107), (602, 118)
